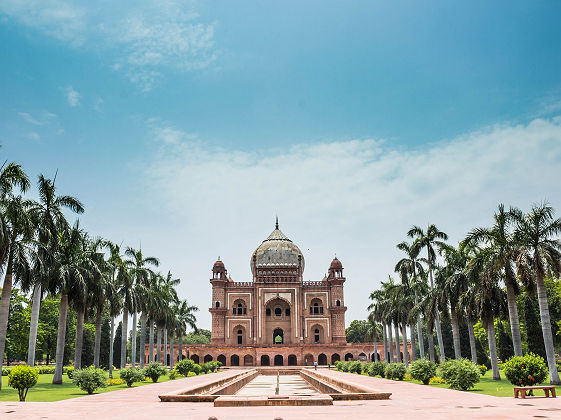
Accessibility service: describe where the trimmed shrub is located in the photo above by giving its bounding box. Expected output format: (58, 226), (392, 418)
(192, 364), (201, 375)
(385, 363), (407, 380)
(199, 363), (210, 374)
(67, 366), (74, 379)
(337, 361), (350, 372)
(208, 361), (219, 372)
(119, 368), (146, 387)
(408, 359), (437, 385)
(429, 376), (445, 384)
(72, 367), (108, 394)
(174, 359), (195, 376)
(8, 365), (39, 401)
(143, 362), (168, 383)
(367, 361), (386, 378)
(348, 361), (362, 374)
(503, 353), (548, 387)
(438, 359), (480, 391)
(478, 365), (487, 376)
(361, 362), (372, 374)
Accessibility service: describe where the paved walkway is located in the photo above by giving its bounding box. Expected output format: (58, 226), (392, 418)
(1, 369), (560, 419)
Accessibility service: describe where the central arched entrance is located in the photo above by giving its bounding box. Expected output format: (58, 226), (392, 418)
(274, 355), (284, 366)
(273, 328), (284, 344)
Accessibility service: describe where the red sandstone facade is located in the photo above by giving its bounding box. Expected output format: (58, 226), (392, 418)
(145, 221), (409, 366)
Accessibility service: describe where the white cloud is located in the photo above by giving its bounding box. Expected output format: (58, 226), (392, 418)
(140, 117), (561, 328)
(64, 86), (80, 107)
(0, 1), (216, 90)
(151, 121), (197, 144)
(28, 132), (40, 141)
(0, 0), (87, 44)
(18, 112), (42, 125)
(93, 97), (104, 113)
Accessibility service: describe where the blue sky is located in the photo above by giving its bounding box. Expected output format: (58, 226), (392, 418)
(1, 1), (561, 329)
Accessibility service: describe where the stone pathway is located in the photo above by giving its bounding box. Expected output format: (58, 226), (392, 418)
(1, 369), (560, 419)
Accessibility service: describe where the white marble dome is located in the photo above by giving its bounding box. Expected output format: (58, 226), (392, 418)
(251, 222), (304, 275)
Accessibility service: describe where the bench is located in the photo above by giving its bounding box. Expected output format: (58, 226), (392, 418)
(514, 386), (557, 398)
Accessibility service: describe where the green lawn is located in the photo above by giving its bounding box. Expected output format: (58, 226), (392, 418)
(0, 371), (173, 402)
(400, 370), (561, 397)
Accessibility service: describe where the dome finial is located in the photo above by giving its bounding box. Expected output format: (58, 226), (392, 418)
(275, 215), (279, 230)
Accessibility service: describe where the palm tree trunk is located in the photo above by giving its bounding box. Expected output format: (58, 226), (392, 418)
(394, 322), (401, 363)
(27, 283), (42, 366)
(93, 304), (103, 368)
(505, 282), (523, 357)
(131, 311), (137, 368)
(178, 335), (183, 361)
(156, 326), (162, 363)
(428, 325), (436, 362)
(109, 316), (115, 378)
(0, 267), (13, 390)
(388, 322), (394, 362)
(164, 328), (168, 366)
(382, 324), (388, 363)
(139, 313), (146, 368)
(149, 319), (154, 363)
(434, 311), (445, 362)
(486, 314), (500, 380)
(121, 308), (128, 368)
(53, 293), (69, 384)
(415, 293), (425, 359)
(373, 328), (378, 361)
(450, 306), (462, 359)
(170, 335), (174, 369)
(409, 323), (416, 361)
(401, 324), (409, 367)
(429, 264), (445, 362)
(535, 274), (561, 384)
(74, 308), (85, 370)
(466, 313), (477, 364)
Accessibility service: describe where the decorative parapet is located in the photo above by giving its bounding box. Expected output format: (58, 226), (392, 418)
(303, 281), (326, 287)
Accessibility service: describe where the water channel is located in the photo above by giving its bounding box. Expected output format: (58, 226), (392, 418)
(235, 375), (320, 396)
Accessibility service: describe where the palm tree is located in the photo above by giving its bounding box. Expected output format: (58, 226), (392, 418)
(124, 247), (159, 368)
(464, 204), (523, 356)
(513, 203), (561, 385)
(90, 239), (111, 369)
(116, 260), (134, 368)
(27, 174), (84, 366)
(0, 160), (29, 389)
(51, 222), (89, 384)
(105, 241), (123, 377)
(438, 244), (472, 359)
(395, 240), (426, 359)
(0, 195), (34, 387)
(73, 236), (102, 369)
(408, 224), (448, 361)
(368, 290), (390, 363)
(458, 283), (480, 364)
(365, 314), (381, 361)
(465, 247), (506, 380)
(412, 274), (441, 362)
(369, 279), (397, 362)
(174, 299), (198, 362)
